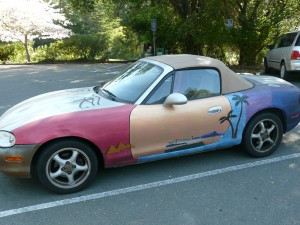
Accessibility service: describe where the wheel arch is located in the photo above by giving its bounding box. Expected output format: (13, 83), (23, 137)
(244, 108), (287, 137)
(30, 136), (105, 177)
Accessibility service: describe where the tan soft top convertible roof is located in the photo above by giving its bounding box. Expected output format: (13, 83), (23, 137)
(147, 54), (253, 94)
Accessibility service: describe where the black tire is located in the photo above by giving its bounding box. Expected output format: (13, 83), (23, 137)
(264, 58), (271, 74)
(242, 113), (283, 158)
(280, 62), (289, 80)
(35, 139), (98, 194)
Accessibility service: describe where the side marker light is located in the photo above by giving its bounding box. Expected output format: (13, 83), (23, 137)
(6, 157), (23, 162)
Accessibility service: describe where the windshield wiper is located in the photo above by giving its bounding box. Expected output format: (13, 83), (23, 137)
(102, 88), (117, 100)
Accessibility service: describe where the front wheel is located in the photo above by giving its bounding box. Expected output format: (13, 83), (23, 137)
(242, 113), (283, 157)
(35, 140), (98, 194)
(264, 58), (271, 74)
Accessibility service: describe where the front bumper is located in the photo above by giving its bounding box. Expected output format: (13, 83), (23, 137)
(0, 145), (39, 177)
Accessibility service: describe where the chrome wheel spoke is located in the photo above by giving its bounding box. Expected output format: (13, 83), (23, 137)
(255, 139), (263, 151)
(251, 133), (260, 139)
(267, 124), (275, 134)
(69, 150), (79, 164)
(265, 137), (274, 145)
(74, 164), (88, 173)
(53, 154), (66, 166)
(259, 122), (266, 132)
(66, 174), (75, 185)
(50, 169), (64, 179)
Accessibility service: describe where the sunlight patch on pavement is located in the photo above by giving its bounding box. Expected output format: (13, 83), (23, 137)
(91, 64), (127, 73)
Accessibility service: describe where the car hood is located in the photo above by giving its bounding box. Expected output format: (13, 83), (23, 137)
(0, 87), (124, 131)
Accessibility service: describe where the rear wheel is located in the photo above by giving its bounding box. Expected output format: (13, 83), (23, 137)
(280, 62), (289, 80)
(35, 140), (98, 194)
(242, 113), (283, 157)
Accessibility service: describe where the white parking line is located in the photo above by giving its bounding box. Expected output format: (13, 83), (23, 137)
(0, 153), (300, 218)
(0, 105), (11, 110)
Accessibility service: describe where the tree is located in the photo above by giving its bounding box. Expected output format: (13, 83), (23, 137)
(0, 0), (71, 62)
(59, 0), (300, 65)
(222, 0), (300, 65)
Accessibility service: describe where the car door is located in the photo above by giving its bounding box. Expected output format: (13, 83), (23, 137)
(130, 68), (232, 159)
(267, 35), (284, 69)
(268, 33), (297, 70)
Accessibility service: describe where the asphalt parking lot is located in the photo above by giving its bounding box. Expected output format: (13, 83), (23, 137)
(0, 64), (300, 225)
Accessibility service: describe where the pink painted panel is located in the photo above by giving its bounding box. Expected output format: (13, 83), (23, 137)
(13, 105), (138, 166)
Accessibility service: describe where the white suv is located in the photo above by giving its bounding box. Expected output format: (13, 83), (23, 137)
(264, 31), (300, 79)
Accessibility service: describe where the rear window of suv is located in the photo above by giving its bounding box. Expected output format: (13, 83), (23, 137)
(295, 34), (300, 46)
(278, 33), (297, 48)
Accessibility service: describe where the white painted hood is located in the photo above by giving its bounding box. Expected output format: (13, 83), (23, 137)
(0, 87), (124, 131)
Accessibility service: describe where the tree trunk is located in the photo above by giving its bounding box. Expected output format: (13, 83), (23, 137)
(184, 35), (201, 55)
(239, 45), (257, 65)
(23, 34), (31, 62)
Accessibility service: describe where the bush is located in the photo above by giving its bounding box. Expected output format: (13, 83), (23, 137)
(60, 34), (110, 60)
(33, 34), (110, 62)
(0, 43), (15, 63)
(109, 29), (142, 60)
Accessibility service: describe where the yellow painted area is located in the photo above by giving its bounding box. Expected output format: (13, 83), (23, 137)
(107, 143), (135, 154)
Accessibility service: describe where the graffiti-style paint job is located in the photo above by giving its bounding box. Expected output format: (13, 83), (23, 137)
(1, 55), (300, 194)
(0, 87), (124, 131)
(79, 94), (101, 108)
(136, 92), (248, 162)
(130, 95), (232, 160)
(2, 75), (300, 169)
(0, 87), (140, 167)
(11, 104), (138, 166)
(242, 75), (300, 131)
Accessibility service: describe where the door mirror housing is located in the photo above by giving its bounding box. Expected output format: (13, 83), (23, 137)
(163, 93), (187, 107)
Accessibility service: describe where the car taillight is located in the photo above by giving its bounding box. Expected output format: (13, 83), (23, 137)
(291, 50), (300, 60)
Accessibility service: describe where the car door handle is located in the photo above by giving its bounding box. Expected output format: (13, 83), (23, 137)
(208, 106), (222, 115)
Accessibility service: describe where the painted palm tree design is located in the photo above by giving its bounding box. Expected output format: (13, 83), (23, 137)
(219, 110), (237, 138)
(232, 95), (249, 138)
(219, 94), (249, 139)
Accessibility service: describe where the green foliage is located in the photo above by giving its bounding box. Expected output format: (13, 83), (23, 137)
(109, 28), (143, 60)
(63, 34), (110, 60)
(4, 0), (300, 65)
(67, 0), (97, 13)
(32, 34), (110, 62)
(0, 43), (15, 63)
(7, 42), (28, 63)
(223, 0), (300, 65)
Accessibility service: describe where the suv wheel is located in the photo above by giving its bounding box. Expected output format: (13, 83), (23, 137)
(280, 62), (289, 80)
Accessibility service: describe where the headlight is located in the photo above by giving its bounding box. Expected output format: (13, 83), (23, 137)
(0, 131), (16, 148)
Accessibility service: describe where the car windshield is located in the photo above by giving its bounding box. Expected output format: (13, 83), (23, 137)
(102, 61), (163, 103)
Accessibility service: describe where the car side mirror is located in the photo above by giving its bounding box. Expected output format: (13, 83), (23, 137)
(267, 44), (274, 50)
(163, 93), (187, 107)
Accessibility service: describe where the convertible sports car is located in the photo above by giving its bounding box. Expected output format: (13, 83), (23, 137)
(0, 54), (300, 193)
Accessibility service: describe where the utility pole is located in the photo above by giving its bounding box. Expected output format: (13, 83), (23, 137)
(151, 19), (157, 56)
